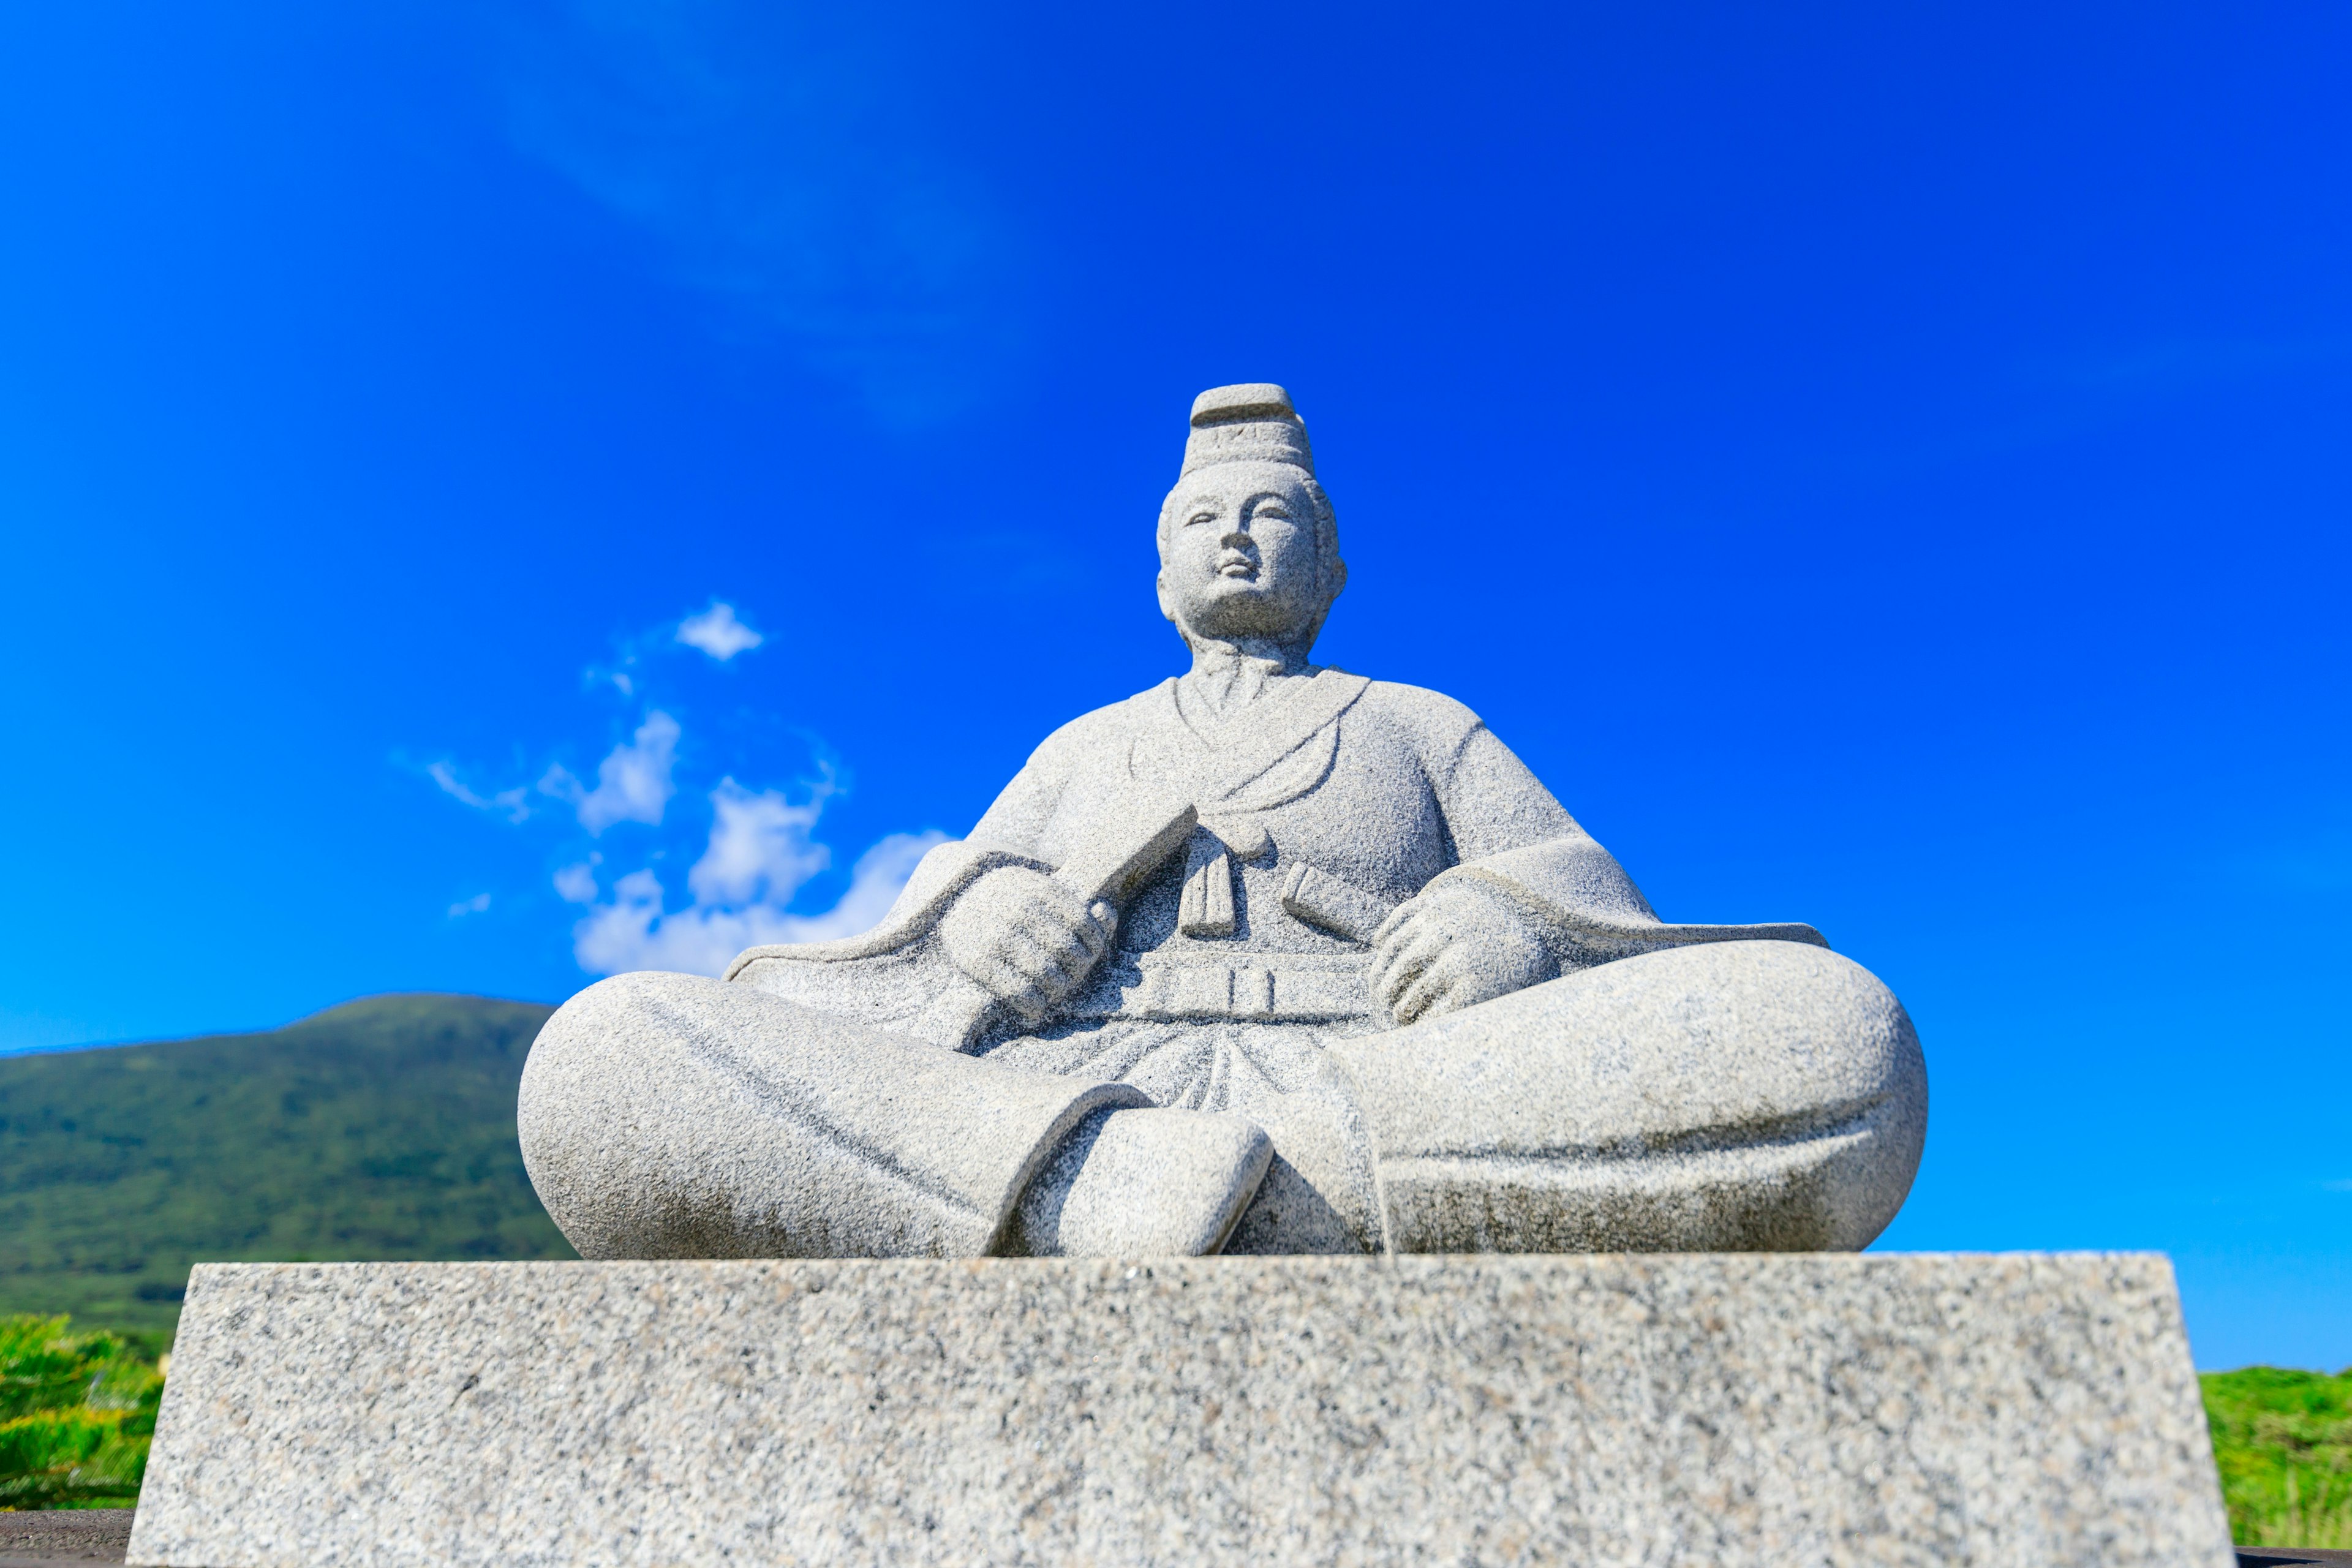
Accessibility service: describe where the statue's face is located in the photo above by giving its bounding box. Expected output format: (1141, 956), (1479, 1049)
(1156, 461), (1329, 644)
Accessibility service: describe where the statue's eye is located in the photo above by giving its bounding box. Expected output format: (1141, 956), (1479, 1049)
(1188, 512), (1217, 527)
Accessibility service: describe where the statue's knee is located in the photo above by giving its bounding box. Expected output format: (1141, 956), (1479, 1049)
(1332, 939), (1928, 1251)
(521, 971), (791, 1259)
(1600, 940), (1925, 1117)
(518, 971), (734, 1179)
(525, 970), (711, 1096)
(541, 968), (728, 1038)
(1590, 940), (1926, 1247)
(1348, 940), (1924, 1137)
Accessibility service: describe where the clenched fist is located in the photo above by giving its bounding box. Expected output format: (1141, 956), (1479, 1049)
(1370, 877), (1555, 1027)
(938, 866), (1118, 1026)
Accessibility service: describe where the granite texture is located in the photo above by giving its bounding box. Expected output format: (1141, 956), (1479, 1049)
(1010, 1105), (1274, 1257)
(519, 969), (1152, 1260)
(519, 383), (1931, 1261)
(1330, 940), (1926, 1253)
(132, 1253), (2229, 1568)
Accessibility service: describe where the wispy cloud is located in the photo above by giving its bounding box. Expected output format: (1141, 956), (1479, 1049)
(688, 776), (827, 903)
(568, 777), (943, 976)
(429, 761), (532, 823)
(497, 2), (1023, 421)
(553, 857), (601, 904)
(424, 667), (940, 975)
(676, 601), (763, 661)
(539, 710), (682, 834)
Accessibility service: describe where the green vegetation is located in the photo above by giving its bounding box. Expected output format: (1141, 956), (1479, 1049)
(1, 1315), (161, 1509)
(2204, 1366), (2352, 1548)
(0, 994), (573, 1336)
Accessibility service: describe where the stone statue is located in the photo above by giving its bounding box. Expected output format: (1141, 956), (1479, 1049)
(519, 385), (1926, 1261)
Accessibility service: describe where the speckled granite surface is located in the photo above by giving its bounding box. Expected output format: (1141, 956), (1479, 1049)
(130, 1253), (2231, 1568)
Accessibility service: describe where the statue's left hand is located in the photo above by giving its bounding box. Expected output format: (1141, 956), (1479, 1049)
(1370, 878), (1555, 1027)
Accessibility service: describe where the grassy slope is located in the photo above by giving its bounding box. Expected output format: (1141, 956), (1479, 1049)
(2204, 1366), (2352, 1548)
(0, 995), (574, 1336)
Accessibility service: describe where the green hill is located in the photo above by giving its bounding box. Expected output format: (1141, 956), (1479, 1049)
(0, 995), (575, 1336)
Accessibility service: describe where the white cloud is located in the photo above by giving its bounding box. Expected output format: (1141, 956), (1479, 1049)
(676, 603), (764, 662)
(552, 858), (601, 904)
(571, 777), (945, 976)
(429, 762), (532, 824)
(688, 777), (829, 905)
(802, 833), (948, 940)
(540, 711), (681, 834)
(424, 696), (933, 978)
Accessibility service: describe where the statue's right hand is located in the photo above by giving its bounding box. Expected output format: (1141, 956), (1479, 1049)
(937, 867), (1117, 1026)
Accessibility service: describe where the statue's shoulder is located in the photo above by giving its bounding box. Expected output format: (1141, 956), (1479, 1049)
(1019, 679), (1178, 777)
(1351, 677), (1487, 758)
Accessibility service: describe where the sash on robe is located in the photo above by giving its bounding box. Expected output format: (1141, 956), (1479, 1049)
(1126, 669), (1371, 938)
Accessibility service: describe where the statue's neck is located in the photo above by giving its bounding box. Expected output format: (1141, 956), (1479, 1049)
(1179, 636), (1316, 723)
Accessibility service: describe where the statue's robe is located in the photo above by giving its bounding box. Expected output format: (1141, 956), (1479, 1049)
(520, 669), (1926, 1261)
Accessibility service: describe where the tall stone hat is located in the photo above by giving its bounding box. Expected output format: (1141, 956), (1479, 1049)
(1181, 383), (1315, 477)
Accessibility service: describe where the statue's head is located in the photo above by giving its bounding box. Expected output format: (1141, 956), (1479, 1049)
(1155, 384), (1348, 654)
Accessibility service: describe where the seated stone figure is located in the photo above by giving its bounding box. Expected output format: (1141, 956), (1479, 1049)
(519, 384), (1926, 1261)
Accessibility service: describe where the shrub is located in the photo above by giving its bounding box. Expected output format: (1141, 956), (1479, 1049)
(0, 1316), (162, 1510)
(2203, 1366), (2352, 1548)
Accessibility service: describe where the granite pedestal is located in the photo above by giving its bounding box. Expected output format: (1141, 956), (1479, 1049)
(130, 1253), (2233, 1568)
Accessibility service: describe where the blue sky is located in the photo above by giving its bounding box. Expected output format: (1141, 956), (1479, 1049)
(2, 3), (2346, 1368)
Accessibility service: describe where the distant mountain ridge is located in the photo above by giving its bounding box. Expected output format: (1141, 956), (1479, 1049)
(0, 993), (575, 1335)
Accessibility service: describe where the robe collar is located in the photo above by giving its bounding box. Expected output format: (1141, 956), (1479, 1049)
(1128, 666), (1371, 807)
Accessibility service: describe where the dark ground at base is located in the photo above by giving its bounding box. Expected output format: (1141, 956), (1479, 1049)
(0, 1510), (133, 1564)
(0, 1510), (2335, 1564)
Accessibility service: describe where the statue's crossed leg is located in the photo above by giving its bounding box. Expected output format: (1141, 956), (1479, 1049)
(518, 939), (1924, 1261)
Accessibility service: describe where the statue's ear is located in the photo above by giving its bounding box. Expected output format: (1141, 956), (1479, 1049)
(1155, 570), (1176, 622)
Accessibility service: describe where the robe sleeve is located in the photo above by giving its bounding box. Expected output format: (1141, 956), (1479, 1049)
(1428, 722), (1663, 928)
(1411, 701), (1827, 964)
(723, 728), (1074, 984)
(862, 725), (1073, 932)
(965, 736), (1069, 858)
